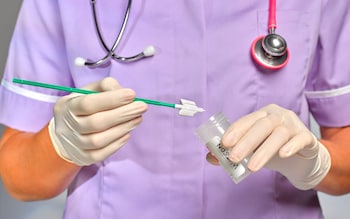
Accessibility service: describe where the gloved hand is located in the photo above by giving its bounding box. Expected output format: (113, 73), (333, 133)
(48, 77), (148, 166)
(207, 104), (331, 190)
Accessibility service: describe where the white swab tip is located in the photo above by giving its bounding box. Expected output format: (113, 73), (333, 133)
(178, 108), (205, 116)
(176, 99), (205, 117)
(74, 57), (86, 67)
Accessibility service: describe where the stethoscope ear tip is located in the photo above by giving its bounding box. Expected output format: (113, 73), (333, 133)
(74, 57), (86, 67)
(143, 45), (156, 57)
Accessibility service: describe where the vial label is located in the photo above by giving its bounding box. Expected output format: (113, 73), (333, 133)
(207, 136), (247, 182)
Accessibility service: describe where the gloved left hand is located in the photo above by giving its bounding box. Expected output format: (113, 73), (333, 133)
(49, 77), (148, 166)
(209, 104), (331, 190)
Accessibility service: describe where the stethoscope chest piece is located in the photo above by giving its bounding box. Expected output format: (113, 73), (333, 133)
(250, 0), (290, 71)
(251, 34), (289, 70)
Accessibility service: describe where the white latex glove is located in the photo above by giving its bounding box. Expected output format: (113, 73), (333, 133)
(221, 104), (331, 190)
(48, 77), (148, 166)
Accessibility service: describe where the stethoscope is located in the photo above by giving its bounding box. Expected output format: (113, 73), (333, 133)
(251, 0), (289, 70)
(74, 0), (155, 67)
(75, 0), (288, 70)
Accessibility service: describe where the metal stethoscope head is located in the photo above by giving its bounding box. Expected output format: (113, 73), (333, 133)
(251, 0), (289, 70)
(75, 0), (155, 67)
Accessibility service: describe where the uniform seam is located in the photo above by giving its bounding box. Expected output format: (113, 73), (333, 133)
(98, 163), (105, 219)
(273, 171), (279, 219)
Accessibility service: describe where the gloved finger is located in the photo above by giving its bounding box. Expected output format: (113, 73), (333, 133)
(63, 77), (122, 101)
(84, 133), (131, 163)
(68, 88), (137, 116)
(206, 152), (220, 166)
(65, 133), (131, 166)
(222, 110), (267, 147)
(279, 131), (317, 158)
(246, 126), (290, 172)
(227, 112), (283, 163)
(75, 116), (143, 150)
(73, 101), (147, 134)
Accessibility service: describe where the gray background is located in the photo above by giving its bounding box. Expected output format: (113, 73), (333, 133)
(0, 1), (349, 218)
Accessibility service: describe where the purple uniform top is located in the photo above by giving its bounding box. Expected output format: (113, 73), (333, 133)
(1, 0), (350, 218)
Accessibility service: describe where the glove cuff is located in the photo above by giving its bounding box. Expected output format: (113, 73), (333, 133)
(291, 141), (331, 190)
(48, 118), (83, 166)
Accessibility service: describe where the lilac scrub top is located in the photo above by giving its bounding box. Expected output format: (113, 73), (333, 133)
(1, 0), (350, 218)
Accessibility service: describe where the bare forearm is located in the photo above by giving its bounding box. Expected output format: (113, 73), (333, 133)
(315, 126), (350, 195)
(0, 126), (80, 201)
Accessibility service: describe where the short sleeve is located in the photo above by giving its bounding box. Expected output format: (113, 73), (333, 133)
(305, 1), (350, 127)
(0, 0), (72, 132)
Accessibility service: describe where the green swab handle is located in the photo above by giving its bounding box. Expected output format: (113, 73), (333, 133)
(12, 78), (175, 108)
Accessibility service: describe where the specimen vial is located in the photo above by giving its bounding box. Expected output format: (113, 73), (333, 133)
(195, 112), (250, 183)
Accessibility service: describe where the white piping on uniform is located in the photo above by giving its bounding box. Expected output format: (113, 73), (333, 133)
(1, 79), (61, 103)
(305, 84), (350, 99)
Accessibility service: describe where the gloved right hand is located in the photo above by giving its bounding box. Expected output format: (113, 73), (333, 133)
(48, 77), (148, 166)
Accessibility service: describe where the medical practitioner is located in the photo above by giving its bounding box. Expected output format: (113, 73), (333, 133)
(1, 0), (350, 218)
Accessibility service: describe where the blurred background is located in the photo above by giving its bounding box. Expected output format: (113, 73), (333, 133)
(0, 1), (349, 218)
(0, 1), (66, 218)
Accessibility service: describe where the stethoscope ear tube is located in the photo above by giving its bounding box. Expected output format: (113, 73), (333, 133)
(75, 0), (155, 67)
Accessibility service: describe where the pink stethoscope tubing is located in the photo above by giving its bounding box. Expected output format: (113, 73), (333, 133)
(250, 0), (290, 70)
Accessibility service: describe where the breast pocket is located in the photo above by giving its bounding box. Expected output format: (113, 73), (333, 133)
(254, 10), (314, 115)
